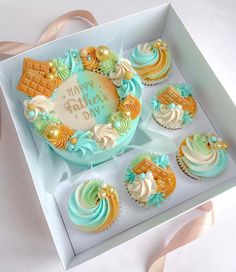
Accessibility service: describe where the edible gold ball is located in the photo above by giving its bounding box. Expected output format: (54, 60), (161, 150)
(50, 67), (57, 74)
(98, 190), (107, 199)
(124, 71), (134, 80)
(46, 73), (55, 81)
(80, 48), (88, 57)
(27, 103), (35, 111)
(101, 183), (107, 189)
(44, 125), (61, 141)
(220, 142), (228, 150)
(48, 61), (54, 67)
(124, 111), (131, 117)
(96, 46), (110, 61)
(70, 138), (78, 145)
(109, 187), (114, 193)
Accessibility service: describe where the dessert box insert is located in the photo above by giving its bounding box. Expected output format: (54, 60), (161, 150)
(1, 3), (236, 269)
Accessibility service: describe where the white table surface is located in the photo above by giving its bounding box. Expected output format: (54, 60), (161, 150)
(0, 0), (236, 271)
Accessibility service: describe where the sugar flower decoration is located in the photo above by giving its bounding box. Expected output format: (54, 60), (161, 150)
(147, 193), (165, 207)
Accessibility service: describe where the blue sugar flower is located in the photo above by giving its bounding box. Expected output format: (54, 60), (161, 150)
(153, 154), (169, 169)
(152, 98), (161, 111)
(183, 111), (192, 124)
(147, 193), (165, 207)
(125, 168), (136, 183)
(176, 83), (192, 98)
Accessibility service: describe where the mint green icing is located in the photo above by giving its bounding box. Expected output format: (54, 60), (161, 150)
(131, 46), (159, 68)
(33, 114), (60, 135)
(99, 52), (118, 75)
(68, 180), (110, 231)
(181, 133), (228, 178)
(52, 59), (70, 80)
(109, 112), (131, 135)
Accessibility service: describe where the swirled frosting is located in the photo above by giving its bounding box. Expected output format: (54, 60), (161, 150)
(24, 95), (54, 121)
(81, 47), (99, 71)
(180, 133), (228, 178)
(109, 112), (131, 135)
(60, 49), (83, 75)
(92, 123), (119, 149)
(98, 52), (118, 75)
(153, 104), (184, 129)
(130, 40), (171, 82)
(127, 171), (157, 203)
(52, 59), (70, 80)
(117, 75), (143, 99)
(68, 180), (119, 232)
(109, 58), (135, 86)
(33, 114), (60, 135)
(67, 131), (98, 155)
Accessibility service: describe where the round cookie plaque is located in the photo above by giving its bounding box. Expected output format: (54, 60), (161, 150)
(17, 46), (143, 165)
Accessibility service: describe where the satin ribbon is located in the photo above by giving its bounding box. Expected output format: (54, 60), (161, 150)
(0, 10), (98, 57)
(148, 201), (214, 272)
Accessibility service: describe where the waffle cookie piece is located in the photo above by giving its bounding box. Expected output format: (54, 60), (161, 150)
(124, 153), (176, 207)
(152, 84), (197, 129)
(23, 58), (50, 77)
(17, 69), (56, 98)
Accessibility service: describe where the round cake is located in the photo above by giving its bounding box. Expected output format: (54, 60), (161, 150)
(176, 133), (229, 180)
(124, 153), (176, 207)
(152, 83), (197, 129)
(17, 46), (143, 165)
(130, 39), (171, 85)
(68, 179), (119, 233)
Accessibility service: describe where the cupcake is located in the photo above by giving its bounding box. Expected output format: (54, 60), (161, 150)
(124, 153), (176, 207)
(177, 133), (229, 180)
(152, 84), (197, 129)
(130, 39), (171, 85)
(68, 179), (119, 233)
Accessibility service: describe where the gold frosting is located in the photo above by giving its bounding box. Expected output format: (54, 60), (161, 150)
(81, 47), (99, 71)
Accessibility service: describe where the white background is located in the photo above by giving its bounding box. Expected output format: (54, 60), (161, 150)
(0, 0), (236, 271)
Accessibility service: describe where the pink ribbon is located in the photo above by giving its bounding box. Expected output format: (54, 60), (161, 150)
(0, 11), (215, 271)
(0, 10), (98, 57)
(148, 201), (214, 272)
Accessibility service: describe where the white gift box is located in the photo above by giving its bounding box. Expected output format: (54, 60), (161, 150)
(1, 3), (236, 270)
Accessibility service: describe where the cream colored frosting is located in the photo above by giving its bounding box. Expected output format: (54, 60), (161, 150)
(92, 123), (119, 149)
(24, 95), (54, 121)
(153, 105), (184, 128)
(127, 171), (156, 203)
(182, 135), (219, 171)
(137, 43), (152, 54)
(109, 58), (135, 86)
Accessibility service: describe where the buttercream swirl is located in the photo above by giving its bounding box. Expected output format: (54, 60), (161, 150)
(68, 180), (119, 233)
(130, 40), (171, 82)
(180, 133), (228, 178)
(109, 58), (135, 86)
(92, 123), (119, 149)
(109, 112), (131, 135)
(67, 131), (98, 155)
(117, 75), (143, 99)
(33, 114), (60, 135)
(60, 49), (83, 75)
(153, 104), (184, 129)
(81, 47), (99, 71)
(52, 59), (70, 80)
(98, 52), (118, 75)
(46, 125), (74, 149)
(127, 171), (157, 203)
(24, 95), (54, 121)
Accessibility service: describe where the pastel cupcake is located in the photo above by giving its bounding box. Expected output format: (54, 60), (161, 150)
(130, 39), (171, 85)
(124, 153), (176, 207)
(68, 179), (119, 233)
(152, 84), (197, 129)
(177, 133), (229, 180)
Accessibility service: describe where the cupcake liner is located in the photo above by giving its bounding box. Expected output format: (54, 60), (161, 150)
(141, 66), (172, 86)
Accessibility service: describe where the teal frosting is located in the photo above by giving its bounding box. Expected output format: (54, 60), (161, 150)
(131, 46), (159, 68)
(152, 98), (161, 111)
(125, 168), (136, 183)
(181, 133), (228, 178)
(66, 131), (98, 156)
(152, 154), (169, 169)
(175, 83), (192, 98)
(183, 112), (192, 124)
(68, 180), (110, 231)
(60, 49), (84, 75)
(117, 75), (143, 99)
(147, 193), (165, 207)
